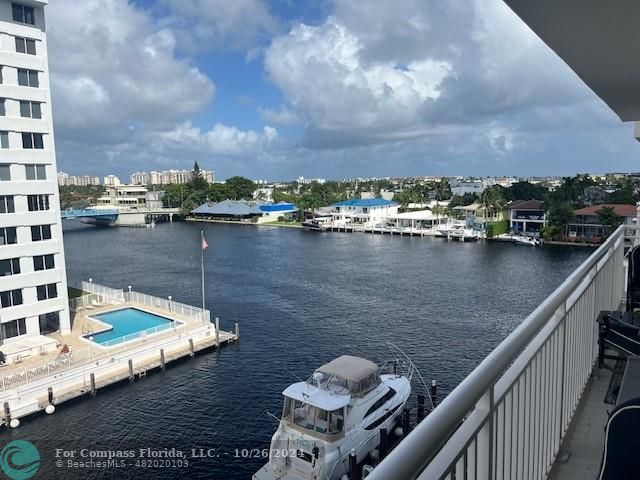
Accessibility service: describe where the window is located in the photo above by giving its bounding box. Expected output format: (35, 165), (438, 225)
(17, 69), (38, 88)
(0, 67), (3, 84)
(0, 258), (20, 276)
(36, 283), (57, 301)
(0, 289), (22, 308)
(0, 132), (8, 149)
(0, 196), (15, 214)
(22, 133), (44, 149)
(27, 194), (49, 211)
(12, 3), (35, 25)
(0, 165), (10, 181)
(20, 101), (41, 119)
(30, 224), (51, 241)
(0, 99), (5, 117)
(0, 227), (17, 246)
(364, 387), (397, 418)
(25, 164), (46, 180)
(33, 254), (54, 271)
(1, 318), (26, 339)
(15, 37), (36, 55)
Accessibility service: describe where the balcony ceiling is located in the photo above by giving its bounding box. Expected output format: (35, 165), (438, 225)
(503, 0), (640, 122)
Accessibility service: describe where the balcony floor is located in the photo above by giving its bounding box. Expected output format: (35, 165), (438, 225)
(547, 362), (613, 480)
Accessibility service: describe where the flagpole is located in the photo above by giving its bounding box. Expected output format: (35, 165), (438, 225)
(201, 230), (205, 312)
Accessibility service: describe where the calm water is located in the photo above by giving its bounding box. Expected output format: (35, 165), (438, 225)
(12, 222), (592, 479)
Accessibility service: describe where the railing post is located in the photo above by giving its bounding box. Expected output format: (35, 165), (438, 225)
(476, 386), (495, 480)
(557, 299), (567, 443)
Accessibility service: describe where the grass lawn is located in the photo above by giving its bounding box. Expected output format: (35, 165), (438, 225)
(68, 287), (90, 298)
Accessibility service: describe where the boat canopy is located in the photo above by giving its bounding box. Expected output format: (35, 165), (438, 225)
(283, 382), (351, 411)
(316, 355), (381, 397)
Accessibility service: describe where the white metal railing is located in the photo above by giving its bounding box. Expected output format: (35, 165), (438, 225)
(124, 290), (210, 323)
(82, 281), (125, 302)
(369, 224), (634, 480)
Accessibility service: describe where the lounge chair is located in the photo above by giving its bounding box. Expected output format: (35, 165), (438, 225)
(626, 245), (640, 311)
(599, 397), (640, 479)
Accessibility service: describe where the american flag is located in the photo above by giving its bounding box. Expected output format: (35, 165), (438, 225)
(201, 236), (208, 250)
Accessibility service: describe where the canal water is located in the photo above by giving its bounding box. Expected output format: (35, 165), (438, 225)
(14, 222), (592, 479)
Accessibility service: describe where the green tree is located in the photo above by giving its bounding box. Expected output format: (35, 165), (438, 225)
(225, 176), (256, 200)
(504, 181), (548, 202)
(597, 207), (622, 238)
(190, 161), (209, 191)
(546, 203), (576, 239)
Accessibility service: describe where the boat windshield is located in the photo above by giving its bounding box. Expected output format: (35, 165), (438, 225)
(282, 397), (344, 435)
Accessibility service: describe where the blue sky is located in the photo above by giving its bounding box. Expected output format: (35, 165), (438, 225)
(46, 0), (639, 181)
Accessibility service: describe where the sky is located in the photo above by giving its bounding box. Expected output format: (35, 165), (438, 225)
(46, 0), (640, 181)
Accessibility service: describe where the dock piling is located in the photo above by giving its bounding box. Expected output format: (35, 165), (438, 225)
(189, 339), (195, 357)
(90, 374), (96, 395)
(128, 359), (134, 381)
(431, 380), (438, 407)
(379, 428), (388, 458)
(3, 402), (10, 426)
(402, 408), (410, 434)
(235, 322), (239, 340)
(417, 394), (425, 421)
(160, 349), (165, 371)
(349, 449), (359, 480)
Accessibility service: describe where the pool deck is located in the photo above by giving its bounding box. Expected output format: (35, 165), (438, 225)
(0, 296), (238, 427)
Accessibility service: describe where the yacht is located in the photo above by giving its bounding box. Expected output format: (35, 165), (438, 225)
(302, 216), (333, 232)
(438, 222), (478, 241)
(513, 235), (540, 246)
(253, 355), (412, 480)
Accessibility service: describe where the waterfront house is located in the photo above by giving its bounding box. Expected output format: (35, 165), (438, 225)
(385, 209), (448, 233)
(191, 199), (264, 222)
(257, 202), (298, 223)
(568, 204), (637, 242)
(455, 203), (505, 230)
(507, 200), (547, 237)
(330, 198), (399, 227)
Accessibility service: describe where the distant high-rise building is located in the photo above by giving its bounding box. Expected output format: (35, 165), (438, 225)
(103, 175), (121, 186)
(0, 0), (71, 340)
(56, 172), (100, 186)
(130, 169), (215, 185)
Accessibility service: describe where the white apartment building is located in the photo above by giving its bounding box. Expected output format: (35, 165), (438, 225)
(130, 168), (214, 185)
(56, 172), (99, 186)
(103, 174), (120, 186)
(0, 0), (71, 343)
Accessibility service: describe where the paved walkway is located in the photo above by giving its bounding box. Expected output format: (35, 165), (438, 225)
(547, 365), (612, 480)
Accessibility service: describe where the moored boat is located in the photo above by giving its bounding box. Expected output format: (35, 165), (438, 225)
(253, 355), (413, 480)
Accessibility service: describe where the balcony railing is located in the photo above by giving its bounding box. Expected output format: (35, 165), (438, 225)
(368, 224), (636, 480)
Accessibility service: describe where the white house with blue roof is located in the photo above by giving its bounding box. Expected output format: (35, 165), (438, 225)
(330, 198), (399, 227)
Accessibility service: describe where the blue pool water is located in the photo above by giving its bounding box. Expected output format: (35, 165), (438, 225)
(88, 307), (176, 345)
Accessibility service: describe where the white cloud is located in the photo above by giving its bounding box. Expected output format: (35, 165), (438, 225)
(151, 122), (279, 156)
(48, 0), (214, 137)
(265, 18), (451, 143)
(258, 106), (300, 126)
(162, 0), (280, 53)
(263, 0), (602, 153)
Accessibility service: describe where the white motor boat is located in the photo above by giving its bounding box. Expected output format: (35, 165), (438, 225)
(438, 222), (478, 241)
(513, 235), (540, 246)
(253, 355), (413, 480)
(302, 216), (332, 232)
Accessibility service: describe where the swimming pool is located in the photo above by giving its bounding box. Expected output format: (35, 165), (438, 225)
(86, 308), (177, 346)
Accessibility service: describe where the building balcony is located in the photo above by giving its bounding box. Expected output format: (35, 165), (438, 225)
(368, 224), (636, 480)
